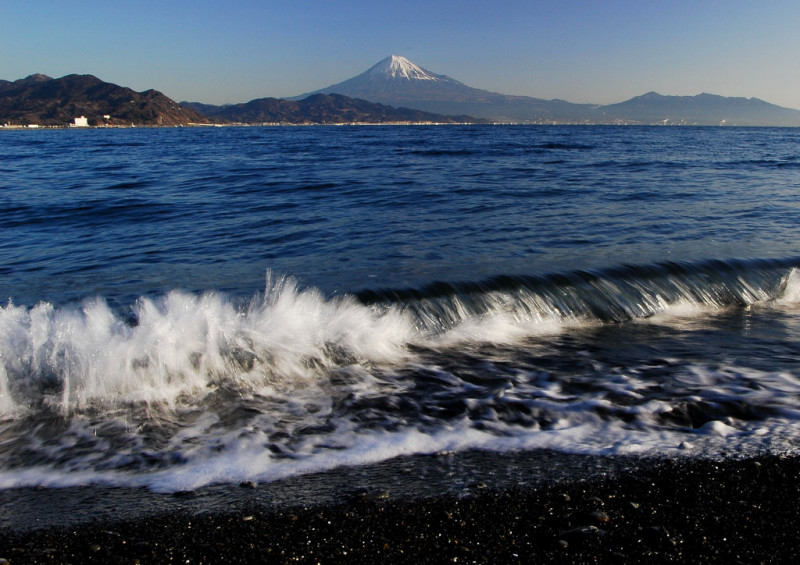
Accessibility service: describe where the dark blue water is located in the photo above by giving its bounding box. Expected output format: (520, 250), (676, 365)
(2, 125), (800, 496)
(4, 126), (800, 306)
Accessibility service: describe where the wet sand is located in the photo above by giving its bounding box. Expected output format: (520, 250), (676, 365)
(1, 454), (799, 563)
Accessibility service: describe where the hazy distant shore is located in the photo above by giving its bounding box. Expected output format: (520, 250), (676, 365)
(4, 122), (800, 131)
(0, 121), (486, 129)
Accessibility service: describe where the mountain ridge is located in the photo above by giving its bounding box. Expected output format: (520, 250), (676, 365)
(0, 71), (484, 127)
(291, 55), (584, 123)
(292, 55), (800, 126)
(4, 58), (800, 127)
(595, 91), (799, 126)
(0, 73), (208, 126)
(182, 93), (483, 124)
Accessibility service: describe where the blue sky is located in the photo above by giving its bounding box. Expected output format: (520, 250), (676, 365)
(3, 1), (799, 109)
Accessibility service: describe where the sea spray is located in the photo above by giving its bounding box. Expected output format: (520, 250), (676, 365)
(1, 258), (798, 418)
(0, 283), (415, 416)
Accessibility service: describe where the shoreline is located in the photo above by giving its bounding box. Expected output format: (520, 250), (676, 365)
(2, 454), (799, 563)
(3, 123), (793, 131)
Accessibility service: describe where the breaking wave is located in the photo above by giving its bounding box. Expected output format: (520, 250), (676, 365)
(1, 258), (798, 416)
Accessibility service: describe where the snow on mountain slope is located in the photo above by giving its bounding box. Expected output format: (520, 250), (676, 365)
(291, 55), (492, 104)
(368, 55), (439, 81)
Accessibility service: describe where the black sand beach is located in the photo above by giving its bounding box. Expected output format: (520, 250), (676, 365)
(2, 454), (799, 564)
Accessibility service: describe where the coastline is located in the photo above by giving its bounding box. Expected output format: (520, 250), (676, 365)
(0, 122), (483, 130)
(6, 123), (794, 130)
(2, 453), (799, 563)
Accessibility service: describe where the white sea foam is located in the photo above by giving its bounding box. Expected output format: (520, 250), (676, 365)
(3, 266), (800, 493)
(0, 278), (417, 415)
(1, 263), (797, 415)
(1, 406), (797, 493)
(642, 299), (707, 323)
(778, 267), (800, 303)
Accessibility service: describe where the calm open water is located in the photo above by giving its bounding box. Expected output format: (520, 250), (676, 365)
(2, 125), (800, 500)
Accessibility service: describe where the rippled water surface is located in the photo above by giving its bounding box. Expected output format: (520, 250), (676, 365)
(2, 125), (800, 494)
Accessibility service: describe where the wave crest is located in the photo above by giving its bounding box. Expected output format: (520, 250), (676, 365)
(1, 258), (797, 416)
(0, 275), (414, 415)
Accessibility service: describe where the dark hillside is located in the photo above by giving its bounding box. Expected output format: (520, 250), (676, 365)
(184, 93), (483, 124)
(0, 74), (209, 126)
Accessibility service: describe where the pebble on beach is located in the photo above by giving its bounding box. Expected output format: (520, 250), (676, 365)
(2, 455), (800, 563)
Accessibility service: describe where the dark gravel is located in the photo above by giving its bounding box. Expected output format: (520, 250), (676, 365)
(2, 454), (799, 564)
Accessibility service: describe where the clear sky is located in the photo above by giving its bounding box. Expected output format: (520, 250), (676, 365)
(2, 0), (799, 109)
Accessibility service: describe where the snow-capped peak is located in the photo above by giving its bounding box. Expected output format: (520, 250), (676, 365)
(370, 55), (439, 81)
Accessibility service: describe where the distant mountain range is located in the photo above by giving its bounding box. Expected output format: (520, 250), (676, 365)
(594, 91), (800, 126)
(0, 72), (478, 127)
(0, 74), (207, 126)
(181, 93), (481, 124)
(292, 55), (594, 123)
(293, 55), (800, 126)
(4, 57), (800, 127)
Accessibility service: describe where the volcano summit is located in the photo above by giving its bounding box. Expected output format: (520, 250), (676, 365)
(293, 55), (594, 123)
(293, 55), (800, 125)
(293, 55), (476, 104)
(374, 55), (440, 81)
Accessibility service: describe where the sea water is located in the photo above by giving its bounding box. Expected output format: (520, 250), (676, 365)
(2, 125), (800, 496)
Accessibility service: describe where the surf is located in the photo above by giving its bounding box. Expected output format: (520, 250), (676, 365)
(1, 257), (798, 416)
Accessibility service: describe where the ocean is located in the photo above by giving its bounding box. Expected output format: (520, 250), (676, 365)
(2, 125), (800, 525)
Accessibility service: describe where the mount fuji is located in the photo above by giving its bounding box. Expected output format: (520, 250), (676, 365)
(292, 55), (595, 123)
(294, 55), (474, 102)
(293, 55), (800, 125)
